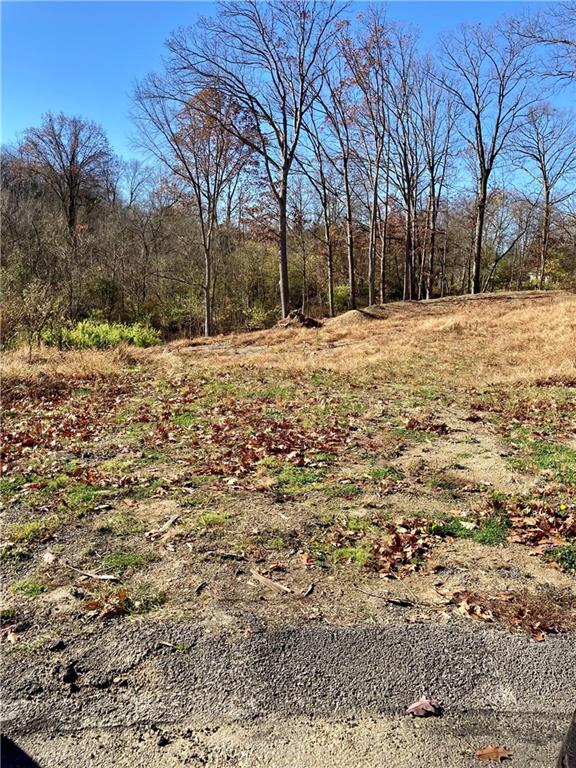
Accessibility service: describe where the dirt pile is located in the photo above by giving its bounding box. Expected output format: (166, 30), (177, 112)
(324, 308), (381, 329)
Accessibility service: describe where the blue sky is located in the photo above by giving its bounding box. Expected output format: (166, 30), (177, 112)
(2, 1), (549, 159)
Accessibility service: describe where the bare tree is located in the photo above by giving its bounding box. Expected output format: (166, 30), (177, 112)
(439, 23), (535, 293)
(133, 82), (251, 335)
(514, 2), (576, 82)
(481, 189), (534, 291)
(318, 56), (359, 309)
(19, 112), (113, 241)
(299, 109), (339, 316)
(414, 55), (457, 299)
(513, 103), (576, 287)
(341, 8), (390, 305)
(385, 27), (423, 300)
(165, 0), (344, 318)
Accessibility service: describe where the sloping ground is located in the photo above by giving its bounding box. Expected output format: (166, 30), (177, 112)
(1, 290), (575, 767)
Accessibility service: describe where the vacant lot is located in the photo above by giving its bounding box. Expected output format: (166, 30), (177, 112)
(2, 290), (575, 638)
(1, 291), (575, 765)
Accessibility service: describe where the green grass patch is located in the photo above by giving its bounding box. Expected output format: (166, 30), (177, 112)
(323, 483), (361, 499)
(6, 517), (60, 544)
(101, 550), (159, 574)
(509, 430), (576, 484)
(368, 466), (403, 481)
(261, 459), (327, 494)
(0, 474), (30, 498)
(343, 514), (376, 533)
(0, 545), (32, 566)
(393, 426), (432, 443)
(126, 584), (167, 614)
(472, 516), (509, 545)
(11, 579), (46, 597)
(194, 511), (231, 529)
(97, 514), (146, 536)
(427, 473), (461, 492)
(545, 544), (576, 573)
(174, 410), (204, 428)
(125, 478), (164, 500)
(61, 482), (106, 513)
(99, 457), (138, 474)
(430, 514), (509, 546)
(312, 452), (337, 465)
(331, 546), (372, 567)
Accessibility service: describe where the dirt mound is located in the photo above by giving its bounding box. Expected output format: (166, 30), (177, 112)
(277, 310), (322, 329)
(325, 309), (381, 329)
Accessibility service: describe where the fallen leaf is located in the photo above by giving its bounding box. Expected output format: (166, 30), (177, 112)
(405, 696), (443, 717)
(476, 745), (513, 762)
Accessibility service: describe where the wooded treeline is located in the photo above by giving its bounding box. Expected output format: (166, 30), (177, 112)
(2, 1), (576, 340)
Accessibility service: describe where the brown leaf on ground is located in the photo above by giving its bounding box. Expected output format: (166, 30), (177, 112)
(372, 519), (432, 577)
(84, 591), (128, 619)
(476, 745), (513, 762)
(450, 589), (575, 639)
(405, 415), (449, 435)
(405, 696), (443, 717)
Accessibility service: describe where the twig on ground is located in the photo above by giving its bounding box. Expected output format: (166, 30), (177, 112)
(64, 563), (119, 582)
(250, 568), (292, 594)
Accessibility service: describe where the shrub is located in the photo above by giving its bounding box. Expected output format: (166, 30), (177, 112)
(43, 320), (161, 349)
(333, 285), (350, 312)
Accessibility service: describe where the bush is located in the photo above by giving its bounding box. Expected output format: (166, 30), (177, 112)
(333, 285), (350, 312)
(245, 303), (278, 330)
(43, 320), (161, 349)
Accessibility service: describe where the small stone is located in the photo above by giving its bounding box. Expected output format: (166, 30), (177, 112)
(48, 639), (66, 652)
(157, 734), (169, 747)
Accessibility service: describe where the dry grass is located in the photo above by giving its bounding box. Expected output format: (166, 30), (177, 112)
(0, 344), (148, 394)
(2, 291), (574, 389)
(166, 290), (576, 386)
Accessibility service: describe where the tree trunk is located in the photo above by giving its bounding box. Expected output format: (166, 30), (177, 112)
(367, 155), (381, 306)
(344, 165), (356, 310)
(323, 213), (335, 317)
(403, 203), (413, 301)
(203, 249), (212, 337)
(440, 227), (448, 298)
(472, 178), (488, 294)
(379, 214), (387, 304)
(425, 187), (437, 300)
(278, 187), (290, 317)
(68, 195), (77, 240)
(367, 191), (378, 306)
(540, 188), (551, 290)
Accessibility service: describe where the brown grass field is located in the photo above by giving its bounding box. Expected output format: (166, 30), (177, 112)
(1, 290), (575, 646)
